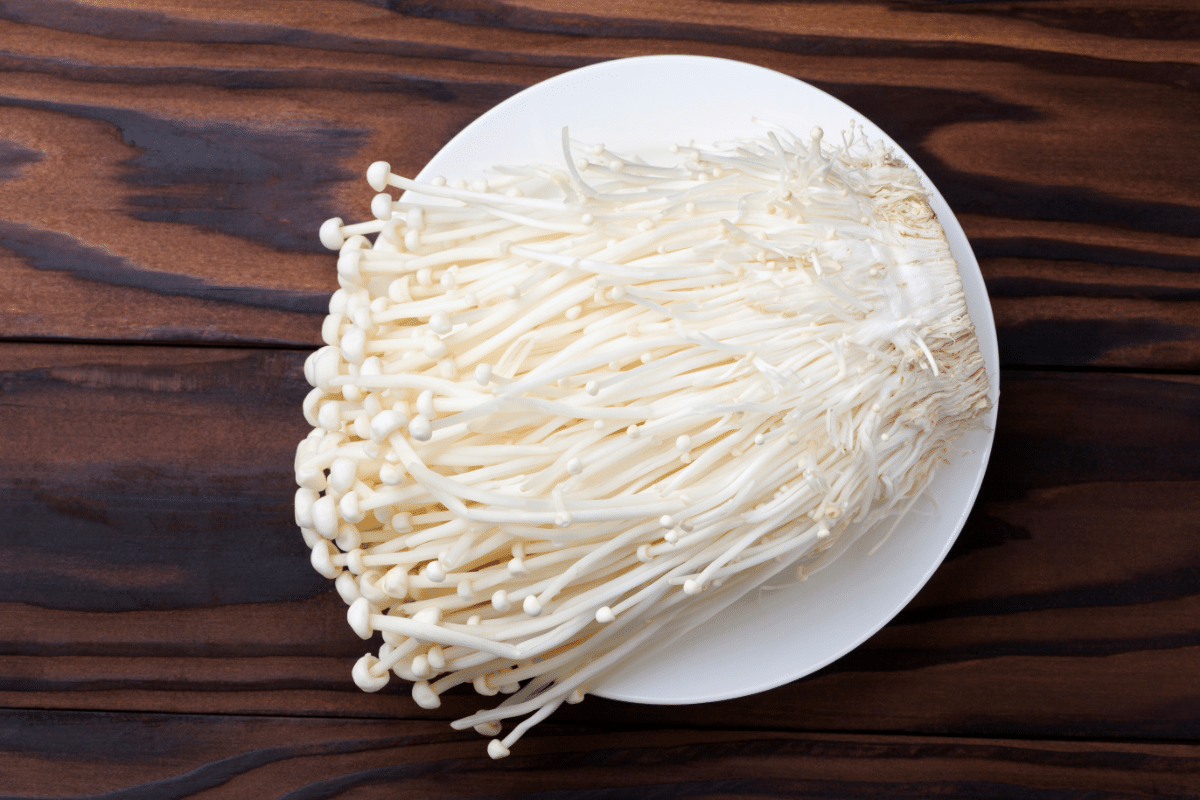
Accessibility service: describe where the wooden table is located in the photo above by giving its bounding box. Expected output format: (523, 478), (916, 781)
(3, 2), (1198, 797)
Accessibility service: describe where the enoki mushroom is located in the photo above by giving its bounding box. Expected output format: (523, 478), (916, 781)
(297, 123), (991, 759)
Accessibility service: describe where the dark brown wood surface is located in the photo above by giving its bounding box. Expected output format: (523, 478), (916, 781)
(1, 2), (1197, 797)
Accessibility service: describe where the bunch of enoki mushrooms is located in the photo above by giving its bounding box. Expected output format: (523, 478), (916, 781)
(295, 123), (991, 758)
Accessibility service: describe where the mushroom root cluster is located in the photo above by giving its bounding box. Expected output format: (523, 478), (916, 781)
(297, 124), (991, 758)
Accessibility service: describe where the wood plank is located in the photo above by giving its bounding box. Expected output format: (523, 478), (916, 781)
(2, 710), (1199, 799)
(5, 0), (1198, 65)
(0, 344), (324, 611)
(3, 597), (1198, 742)
(1, 342), (1197, 740)
(0, 2), (1194, 366)
(1, 1), (1196, 794)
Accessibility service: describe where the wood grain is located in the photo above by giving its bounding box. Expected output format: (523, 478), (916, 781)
(1, 2), (1197, 796)
(3, 711), (1200, 800)
(0, 0), (1195, 366)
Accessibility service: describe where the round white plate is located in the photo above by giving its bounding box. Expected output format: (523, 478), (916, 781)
(413, 55), (1000, 705)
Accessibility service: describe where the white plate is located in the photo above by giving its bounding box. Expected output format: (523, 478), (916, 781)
(412, 55), (1000, 705)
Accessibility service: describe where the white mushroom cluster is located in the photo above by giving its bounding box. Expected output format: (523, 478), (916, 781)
(296, 124), (991, 758)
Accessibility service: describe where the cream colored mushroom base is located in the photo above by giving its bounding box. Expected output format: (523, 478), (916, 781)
(297, 125), (991, 759)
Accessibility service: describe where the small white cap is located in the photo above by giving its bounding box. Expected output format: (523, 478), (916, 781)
(316, 399), (342, 432)
(334, 516), (360, 548)
(334, 570), (361, 604)
(410, 654), (431, 679)
(413, 606), (442, 626)
(411, 680), (442, 709)
(491, 590), (511, 612)
(416, 389), (435, 417)
(370, 409), (406, 443)
(487, 739), (511, 760)
(370, 192), (393, 221)
(319, 217), (345, 250)
(310, 539), (341, 579)
(294, 487), (318, 529)
(328, 457), (357, 494)
(347, 597), (373, 639)
(422, 334), (448, 360)
(340, 328), (367, 366)
(310, 346), (341, 391)
(408, 415), (432, 442)
(358, 569), (389, 605)
(366, 161), (391, 192)
(427, 645), (445, 670)
(379, 462), (403, 485)
(338, 491), (364, 524)
(383, 566), (409, 598)
(311, 496), (339, 539)
(352, 654), (390, 692)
